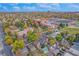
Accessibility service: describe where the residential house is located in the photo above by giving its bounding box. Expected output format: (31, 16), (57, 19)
(48, 42), (60, 56)
(17, 28), (29, 39)
(20, 47), (29, 56)
(27, 44), (36, 52)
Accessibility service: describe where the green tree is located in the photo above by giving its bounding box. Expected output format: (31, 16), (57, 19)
(5, 35), (13, 45)
(27, 19), (33, 26)
(27, 30), (39, 43)
(66, 35), (76, 42)
(48, 37), (56, 46)
(59, 23), (66, 28)
(3, 22), (9, 28)
(15, 20), (25, 30)
(23, 23), (28, 29)
(56, 34), (62, 41)
(12, 40), (25, 52)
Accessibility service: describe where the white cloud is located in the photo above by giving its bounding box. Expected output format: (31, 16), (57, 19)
(37, 4), (52, 8)
(1, 6), (9, 12)
(21, 3), (61, 12)
(3, 6), (8, 10)
(10, 3), (19, 6)
(13, 6), (20, 10)
(36, 3), (61, 11)
(22, 6), (36, 11)
(12, 6), (21, 11)
(68, 4), (79, 9)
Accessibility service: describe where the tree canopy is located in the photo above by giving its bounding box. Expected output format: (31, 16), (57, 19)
(12, 40), (25, 52)
(56, 34), (62, 41)
(27, 30), (39, 43)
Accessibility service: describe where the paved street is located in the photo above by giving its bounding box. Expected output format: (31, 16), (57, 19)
(0, 21), (5, 56)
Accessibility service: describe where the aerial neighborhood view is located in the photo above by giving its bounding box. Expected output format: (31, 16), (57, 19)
(0, 3), (79, 56)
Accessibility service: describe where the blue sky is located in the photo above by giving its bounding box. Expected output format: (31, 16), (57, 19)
(0, 3), (79, 12)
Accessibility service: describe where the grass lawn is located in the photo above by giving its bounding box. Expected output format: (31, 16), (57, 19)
(60, 27), (79, 34)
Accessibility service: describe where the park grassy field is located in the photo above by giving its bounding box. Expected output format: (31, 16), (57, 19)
(61, 27), (79, 34)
